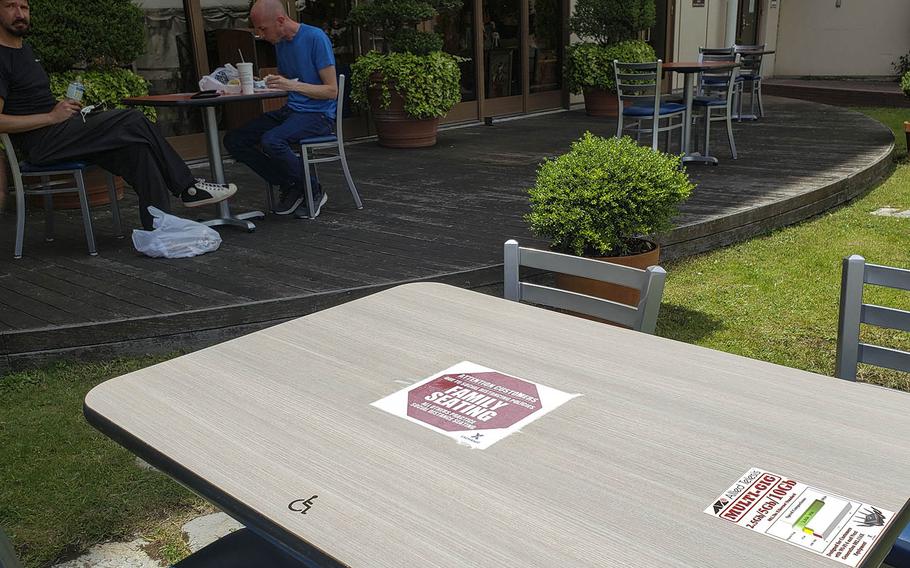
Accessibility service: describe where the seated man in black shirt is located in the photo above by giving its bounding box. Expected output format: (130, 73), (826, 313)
(0, 0), (237, 230)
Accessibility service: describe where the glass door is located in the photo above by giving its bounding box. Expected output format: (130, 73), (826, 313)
(430, 0), (480, 122)
(736, 0), (761, 45)
(527, 0), (563, 111)
(481, 0), (524, 116)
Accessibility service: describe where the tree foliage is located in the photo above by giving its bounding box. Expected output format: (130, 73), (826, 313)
(565, 39), (655, 93)
(26, 0), (145, 72)
(350, 51), (461, 118)
(348, 0), (461, 55)
(569, 0), (655, 46)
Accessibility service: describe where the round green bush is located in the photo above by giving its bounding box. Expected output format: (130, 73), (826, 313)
(565, 40), (656, 93)
(49, 69), (156, 122)
(570, 0), (655, 45)
(27, 0), (145, 72)
(351, 51), (461, 119)
(902, 70), (910, 98)
(527, 133), (694, 256)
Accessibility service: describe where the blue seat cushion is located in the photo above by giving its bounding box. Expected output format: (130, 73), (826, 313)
(623, 102), (686, 117)
(885, 521), (910, 568)
(739, 74), (760, 81)
(299, 134), (337, 145)
(693, 96), (728, 107)
(20, 160), (89, 173)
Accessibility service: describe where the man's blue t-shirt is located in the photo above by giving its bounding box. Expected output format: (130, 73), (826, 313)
(276, 24), (336, 118)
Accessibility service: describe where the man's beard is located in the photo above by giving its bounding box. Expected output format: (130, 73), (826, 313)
(5, 19), (30, 37)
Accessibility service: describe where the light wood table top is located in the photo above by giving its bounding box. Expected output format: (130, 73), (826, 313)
(84, 283), (910, 567)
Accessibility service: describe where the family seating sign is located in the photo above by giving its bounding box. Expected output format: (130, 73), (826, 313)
(372, 361), (578, 449)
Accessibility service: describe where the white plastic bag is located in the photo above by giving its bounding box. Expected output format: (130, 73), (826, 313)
(132, 207), (222, 258)
(198, 64), (241, 93)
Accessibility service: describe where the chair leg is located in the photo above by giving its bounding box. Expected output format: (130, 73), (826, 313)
(726, 113), (737, 159)
(14, 182), (25, 259)
(737, 85), (745, 122)
(615, 113), (623, 139)
(651, 117), (659, 151)
(300, 147), (316, 220)
(337, 143), (363, 209)
(704, 110), (712, 158)
(74, 171), (98, 256)
(756, 81), (765, 118)
(265, 183), (275, 213)
(106, 171), (123, 238)
(43, 192), (54, 242)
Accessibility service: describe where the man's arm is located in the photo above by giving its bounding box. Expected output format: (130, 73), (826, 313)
(0, 97), (83, 134)
(265, 65), (338, 100)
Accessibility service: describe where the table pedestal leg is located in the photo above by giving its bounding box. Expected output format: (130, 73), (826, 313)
(200, 106), (263, 231)
(681, 72), (718, 166)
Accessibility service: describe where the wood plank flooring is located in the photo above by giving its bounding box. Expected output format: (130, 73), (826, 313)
(0, 97), (894, 371)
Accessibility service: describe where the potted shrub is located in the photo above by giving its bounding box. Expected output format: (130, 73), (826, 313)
(566, 0), (656, 117)
(23, 0), (152, 209)
(349, 0), (462, 148)
(526, 133), (694, 305)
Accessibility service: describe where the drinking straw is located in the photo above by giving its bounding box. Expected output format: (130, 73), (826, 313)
(238, 49), (245, 63)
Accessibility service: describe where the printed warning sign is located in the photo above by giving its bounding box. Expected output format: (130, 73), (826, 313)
(371, 361), (579, 449)
(705, 467), (897, 566)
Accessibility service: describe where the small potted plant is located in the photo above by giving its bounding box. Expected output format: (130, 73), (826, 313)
(526, 133), (694, 305)
(349, 0), (462, 148)
(565, 0), (656, 117)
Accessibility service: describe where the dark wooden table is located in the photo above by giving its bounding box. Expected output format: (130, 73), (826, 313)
(663, 61), (740, 166)
(124, 90), (286, 231)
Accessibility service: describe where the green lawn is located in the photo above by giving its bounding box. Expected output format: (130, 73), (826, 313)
(1, 106), (908, 567)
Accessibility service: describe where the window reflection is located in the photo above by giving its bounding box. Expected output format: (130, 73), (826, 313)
(483, 0), (522, 98)
(529, 0), (562, 93)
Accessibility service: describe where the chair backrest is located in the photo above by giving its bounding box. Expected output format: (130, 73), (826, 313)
(335, 74), (347, 144)
(0, 527), (24, 568)
(503, 240), (667, 334)
(835, 255), (910, 380)
(613, 60), (662, 121)
(734, 43), (765, 77)
(697, 48), (738, 97)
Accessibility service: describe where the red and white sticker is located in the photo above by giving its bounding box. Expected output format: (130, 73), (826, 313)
(371, 361), (579, 449)
(705, 467), (898, 566)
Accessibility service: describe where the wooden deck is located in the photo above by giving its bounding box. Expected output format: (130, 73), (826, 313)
(763, 78), (910, 108)
(0, 97), (894, 372)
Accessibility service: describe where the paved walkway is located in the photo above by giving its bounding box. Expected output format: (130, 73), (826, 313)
(0, 97), (894, 371)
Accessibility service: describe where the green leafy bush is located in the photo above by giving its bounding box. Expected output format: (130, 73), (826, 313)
(49, 69), (156, 122)
(527, 133), (694, 256)
(348, 0), (460, 55)
(893, 52), (910, 80)
(565, 40), (655, 93)
(902, 70), (910, 98)
(351, 51), (461, 118)
(27, 0), (145, 72)
(570, 0), (655, 45)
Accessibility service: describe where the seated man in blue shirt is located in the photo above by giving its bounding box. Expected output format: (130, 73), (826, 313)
(224, 0), (337, 218)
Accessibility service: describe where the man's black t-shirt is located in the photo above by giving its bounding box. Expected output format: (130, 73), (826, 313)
(0, 43), (57, 116)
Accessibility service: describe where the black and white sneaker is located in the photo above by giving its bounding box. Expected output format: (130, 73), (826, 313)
(294, 191), (328, 219)
(181, 179), (237, 207)
(274, 184), (304, 215)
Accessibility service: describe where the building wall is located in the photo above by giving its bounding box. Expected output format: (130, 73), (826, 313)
(774, 0), (910, 78)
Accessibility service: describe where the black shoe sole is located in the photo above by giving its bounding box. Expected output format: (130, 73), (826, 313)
(274, 195), (305, 215)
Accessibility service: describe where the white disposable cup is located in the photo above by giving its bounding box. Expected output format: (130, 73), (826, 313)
(237, 62), (254, 95)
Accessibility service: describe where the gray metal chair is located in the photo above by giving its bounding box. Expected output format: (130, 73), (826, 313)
(1, 132), (122, 259)
(0, 527), (24, 568)
(835, 255), (910, 381)
(503, 239), (667, 334)
(692, 51), (740, 159)
(733, 43), (766, 119)
(266, 74), (363, 219)
(613, 59), (686, 152)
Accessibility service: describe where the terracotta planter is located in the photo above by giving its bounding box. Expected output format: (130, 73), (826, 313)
(583, 87), (624, 118)
(555, 240), (660, 323)
(27, 168), (125, 210)
(368, 82), (440, 148)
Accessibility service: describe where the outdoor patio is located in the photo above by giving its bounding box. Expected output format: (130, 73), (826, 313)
(0, 95), (894, 371)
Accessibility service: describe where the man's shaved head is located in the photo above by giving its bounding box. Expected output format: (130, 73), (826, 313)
(250, 0), (296, 44)
(250, 0), (286, 20)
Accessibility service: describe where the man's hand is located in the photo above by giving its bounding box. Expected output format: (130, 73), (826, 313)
(265, 74), (299, 91)
(48, 99), (82, 124)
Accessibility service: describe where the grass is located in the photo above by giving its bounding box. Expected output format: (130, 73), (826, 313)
(657, 106), (910, 391)
(0, 357), (210, 567)
(0, 106), (908, 567)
